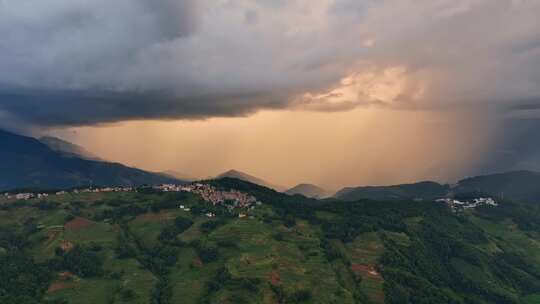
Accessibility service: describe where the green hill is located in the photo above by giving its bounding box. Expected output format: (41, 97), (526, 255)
(454, 171), (540, 204)
(216, 169), (286, 191)
(1, 178), (540, 304)
(285, 184), (330, 199)
(335, 181), (450, 202)
(335, 171), (540, 205)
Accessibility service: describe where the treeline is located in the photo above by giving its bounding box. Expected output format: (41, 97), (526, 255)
(0, 227), (53, 304)
(317, 200), (433, 242)
(0, 252), (52, 304)
(476, 201), (540, 232)
(49, 245), (103, 278)
(380, 207), (540, 304)
(199, 267), (262, 303)
(309, 198), (540, 303)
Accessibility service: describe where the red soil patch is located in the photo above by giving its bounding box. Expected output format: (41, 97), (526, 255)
(136, 213), (162, 221)
(47, 230), (61, 242)
(352, 264), (385, 303)
(64, 217), (95, 230)
(192, 256), (203, 268)
(269, 270), (281, 285)
(61, 240), (74, 252)
(47, 282), (73, 293)
(47, 272), (77, 294)
(351, 264), (381, 279)
(59, 271), (75, 278)
(111, 224), (122, 232)
(136, 212), (174, 222)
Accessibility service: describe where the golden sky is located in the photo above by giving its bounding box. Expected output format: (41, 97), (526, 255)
(50, 107), (497, 191)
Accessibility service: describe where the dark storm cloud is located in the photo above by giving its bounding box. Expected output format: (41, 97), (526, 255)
(0, 0), (200, 89)
(506, 99), (540, 111)
(1, 0), (540, 126)
(472, 118), (540, 175)
(0, 88), (292, 126)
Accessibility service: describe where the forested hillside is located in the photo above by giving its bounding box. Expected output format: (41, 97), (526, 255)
(454, 171), (540, 204)
(335, 181), (449, 202)
(1, 178), (540, 304)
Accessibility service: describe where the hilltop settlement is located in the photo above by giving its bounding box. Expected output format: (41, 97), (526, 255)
(436, 197), (498, 212)
(2, 182), (262, 217)
(2, 181), (500, 216)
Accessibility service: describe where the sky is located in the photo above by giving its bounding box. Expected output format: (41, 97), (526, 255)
(1, 0), (540, 190)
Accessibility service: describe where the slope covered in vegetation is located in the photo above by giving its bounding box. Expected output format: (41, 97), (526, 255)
(1, 178), (539, 304)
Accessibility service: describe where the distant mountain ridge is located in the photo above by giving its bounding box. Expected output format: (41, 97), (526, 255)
(453, 170), (540, 203)
(216, 170), (286, 191)
(0, 129), (181, 191)
(160, 170), (198, 182)
(5, 128), (540, 204)
(285, 183), (330, 198)
(40, 136), (103, 161)
(335, 171), (540, 204)
(335, 181), (449, 202)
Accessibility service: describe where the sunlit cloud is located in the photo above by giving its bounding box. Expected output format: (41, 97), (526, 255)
(293, 65), (428, 111)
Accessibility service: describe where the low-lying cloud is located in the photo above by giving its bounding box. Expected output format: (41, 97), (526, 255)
(1, 0), (540, 126)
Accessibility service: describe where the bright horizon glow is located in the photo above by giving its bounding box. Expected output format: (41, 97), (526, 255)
(48, 107), (497, 191)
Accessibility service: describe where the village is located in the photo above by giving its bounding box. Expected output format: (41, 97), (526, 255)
(2, 186), (133, 201)
(436, 197), (498, 212)
(2, 183), (261, 218)
(4, 183), (499, 216)
(156, 183), (261, 218)
(156, 183), (258, 207)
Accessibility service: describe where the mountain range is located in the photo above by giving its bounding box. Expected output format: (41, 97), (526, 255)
(160, 170), (198, 182)
(40, 136), (103, 161)
(216, 169), (286, 191)
(334, 181), (450, 202)
(3, 128), (540, 205)
(453, 170), (540, 203)
(335, 171), (540, 204)
(285, 183), (331, 199)
(0, 129), (181, 191)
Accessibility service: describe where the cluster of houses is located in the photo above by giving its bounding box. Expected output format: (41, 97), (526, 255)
(70, 187), (133, 194)
(2, 186), (134, 202)
(156, 184), (191, 192)
(178, 205), (191, 212)
(157, 183), (260, 208)
(436, 197), (498, 211)
(2, 192), (48, 200)
(158, 183), (261, 218)
(2, 183), (260, 220)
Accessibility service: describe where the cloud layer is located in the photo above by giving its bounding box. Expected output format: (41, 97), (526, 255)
(1, 0), (540, 126)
